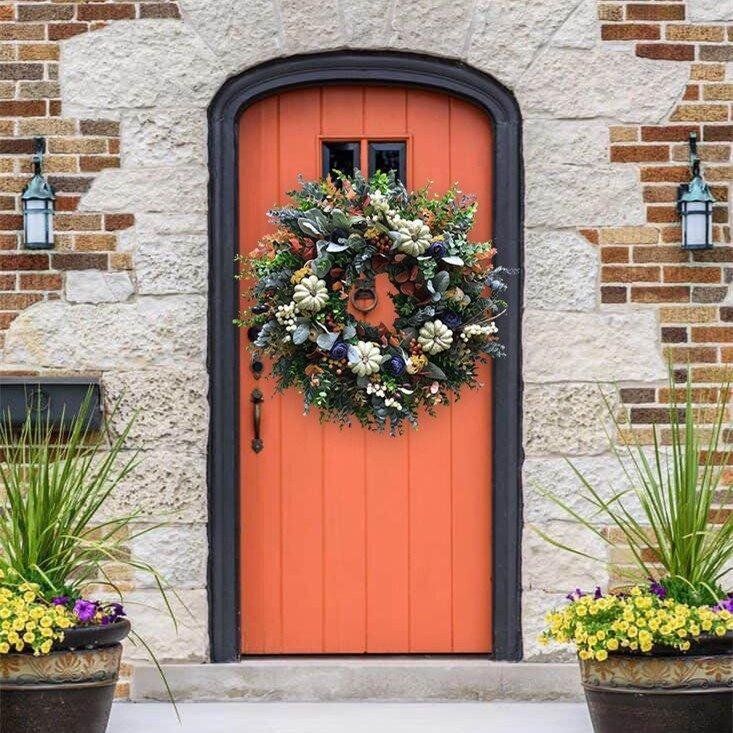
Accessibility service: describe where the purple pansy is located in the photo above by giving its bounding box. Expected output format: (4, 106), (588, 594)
(73, 599), (98, 624)
(441, 310), (462, 330)
(712, 596), (733, 613)
(101, 602), (126, 626)
(649, 580), (668, 600)
(52, 596), (69, 607)
(566, 588), (585, 602)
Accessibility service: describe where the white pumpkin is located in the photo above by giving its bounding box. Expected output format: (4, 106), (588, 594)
(349, 341), (382, 377)
(417, 320), (453, 355)
(394, 218), (431, 257)
(292, 275), (328, 313)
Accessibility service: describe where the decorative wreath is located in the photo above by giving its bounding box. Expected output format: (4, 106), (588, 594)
(238, 171), (510, 432)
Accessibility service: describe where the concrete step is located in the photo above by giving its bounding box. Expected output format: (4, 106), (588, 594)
(131, 659), (583, 703)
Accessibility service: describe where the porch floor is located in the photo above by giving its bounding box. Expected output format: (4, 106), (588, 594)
(109, 702), (592, 732)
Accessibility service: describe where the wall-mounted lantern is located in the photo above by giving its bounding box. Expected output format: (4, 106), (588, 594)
(677, 132), (715, 251)
(21, 137), (55, 250)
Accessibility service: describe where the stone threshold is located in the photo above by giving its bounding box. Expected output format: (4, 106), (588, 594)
(131, 658), (583, 703)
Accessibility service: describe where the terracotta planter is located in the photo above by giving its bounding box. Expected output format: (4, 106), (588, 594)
(580, 634), (732, 733)
(0, 619), (130, 733)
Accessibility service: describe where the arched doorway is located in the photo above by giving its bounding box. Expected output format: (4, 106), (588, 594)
(208, 52), (524, 662)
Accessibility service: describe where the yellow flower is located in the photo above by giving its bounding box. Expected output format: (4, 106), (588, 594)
(606, 638), (619, 651)
(595, 649), (608, 661)
(14, 641), (23, 653)
(290, 266), (311, 285)
(714, 625), (726, 637)
(578, 649), (593, 661)
(22, 631), (35, 644)
(640, 641), (652, 653)
(0, 642), (8, 654)
(40, 640), (52, 654)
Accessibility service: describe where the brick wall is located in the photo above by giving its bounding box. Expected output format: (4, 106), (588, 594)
(0, 1), (180, 350)
(594, 0), (732, 583)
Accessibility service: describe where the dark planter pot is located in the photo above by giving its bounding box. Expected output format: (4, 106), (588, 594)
(580, 633), (733, 733)
(0, 618), (130, 733)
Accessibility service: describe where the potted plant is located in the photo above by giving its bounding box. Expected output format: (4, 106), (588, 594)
(0, 398), (174, 733)
(537, 369), (732, 733)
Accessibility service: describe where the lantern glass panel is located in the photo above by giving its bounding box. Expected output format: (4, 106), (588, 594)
(683, 200), (710, 249)
(24, 199), (52, 248)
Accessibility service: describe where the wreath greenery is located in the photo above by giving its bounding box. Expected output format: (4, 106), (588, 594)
(237, 171), (510, 432)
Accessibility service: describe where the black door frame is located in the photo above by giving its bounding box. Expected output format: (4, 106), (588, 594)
(207, 51), (524, 662)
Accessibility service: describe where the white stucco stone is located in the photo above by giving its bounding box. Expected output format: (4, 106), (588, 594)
(177, 0), (282, 75)
(135, 212), (207, 237)
(524, 120), (609, 169)
(525, 164), (644, 227)
(551, 0), (599, 50)
(522, 590), (575, 662)
(1, 297), (205, 370)
(523, 454), (644, 524)
(388, 0), (474, 59)
(98, 451), (207, 524)
(687, 0), (733, 22)
(523, 522), (608, 592)
(130, 524), (208, 590)
(341, 0), (392, 47)
(517, 47), (689, 123)
(123, 589), (208, 662)
(134, 234), (207, 295)
(121, 109), (207, 168)
(65, 270), (134, 304)
(524, 310), (666, 382)
(102, 368), (209, 451)
(524, 231), (598, 312)
(80, 167), (208, 214)
(280, 0), (344, 54)
(466, 0), (573, 88)
(60, 21), (225, 112)
(523, 383), (617, 456)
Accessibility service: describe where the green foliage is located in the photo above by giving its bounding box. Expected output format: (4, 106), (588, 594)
(535, 367), (732, 603)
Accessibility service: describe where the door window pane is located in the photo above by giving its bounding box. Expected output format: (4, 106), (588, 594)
(322, 141), (360, 179)
(368, 141), (406, 182)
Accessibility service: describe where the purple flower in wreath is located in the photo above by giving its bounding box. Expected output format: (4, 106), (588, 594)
(73, 599), (98, 624)
(427, 240), (447, 258)
(649, 580), (667, 600)
(441, 310), (462, 330)
(385, 355), (406, 376)
(712, 596), (733, 613)
(330, 341), (349, 361)
(52, 596), (70, 607)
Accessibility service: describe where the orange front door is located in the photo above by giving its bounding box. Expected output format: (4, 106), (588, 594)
(238, 86), (494, 654)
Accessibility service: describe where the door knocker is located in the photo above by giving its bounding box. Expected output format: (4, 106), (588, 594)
(349, 278), (378, 313)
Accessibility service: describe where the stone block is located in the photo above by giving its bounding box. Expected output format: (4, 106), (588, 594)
(687, 0), (733, 22)
(1, 296), (206, 370)
(102, 368), (208, 451)
(524, 230), (598, 311)
(130, 523), (208, 589)
(522, 589), (576, 662)
(523, 383), (618, 456)
(65, 270), (134, 303)
(60, 20), (225, 111)
(523, 310), (666, 382)
(134, 234), (207, 295)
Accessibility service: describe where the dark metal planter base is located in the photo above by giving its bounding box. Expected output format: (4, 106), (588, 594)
(0, 620), (130, 733)
(580, 634), (733, 733)
(585, 686), (732, 733)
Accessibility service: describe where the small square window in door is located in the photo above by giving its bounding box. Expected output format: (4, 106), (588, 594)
(368, 141), (406, 183)
(322, 141), (360, 179)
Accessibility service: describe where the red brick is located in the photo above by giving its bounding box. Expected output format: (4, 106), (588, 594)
(51, 252), (107, 270)
(704, 125), (733, 142)
(47, 23), (88, 41)
(620, 388), (656, 404)
(641, 125), (699, 142)
(692, 286), (728, 303)
(79, 155), (120, 172)
(601, 286), (627, 303)
(631, 286), (690, 303)
(0, 214), (22, 230)
(633, 246), (687, 263)
(0, 292), (42, 309)
(663, 266), (721, 284)
(626, 3), (685, 21)
(691, 326), (733, 342)
(77, 4), (135, 21)
(601, 246), (629, 264)
(664, 345), (718, 363)
(55, 195), (80, 212)
(643, 185), (678, 203)
(602, 265), (660, 283)
(19, 272), (62, 290)
(602, 24), (660, 41)
(647, 206), (679, 224)
(0, 253), (48, 271)
(640, 166), (689, 183)
(610, 144), (669, 163)
(139, 3), (181, 19)
(699, 45), (733, 63)
(683, 84), (699, 101)
(0, 273), (15, 289)
(0, 63), (43, 80)
(104, 214), (134, 231)
(79, 119), (119, 136)
(0, 100), (45, 117)
(636, 44), (695, 62)
(17, 4), (74, 22)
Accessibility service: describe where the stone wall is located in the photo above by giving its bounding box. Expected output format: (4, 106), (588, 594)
(0, 0), (730, 675)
